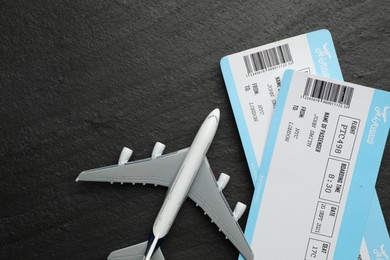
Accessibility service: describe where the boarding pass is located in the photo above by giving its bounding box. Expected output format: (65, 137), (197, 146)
(244, 70), (390, 259)
(220, 30), (389, 259)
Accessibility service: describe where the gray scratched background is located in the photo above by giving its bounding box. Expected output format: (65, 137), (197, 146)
(1, 0), (389, 259)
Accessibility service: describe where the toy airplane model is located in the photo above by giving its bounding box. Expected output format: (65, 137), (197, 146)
(76, 108), (254, 260)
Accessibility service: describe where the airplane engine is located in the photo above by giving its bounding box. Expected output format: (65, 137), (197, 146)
(217, 173), (230, 191)
(232, 202), (247, 221)
(118, 147), (133, 165)
(151, 142), (165, 159)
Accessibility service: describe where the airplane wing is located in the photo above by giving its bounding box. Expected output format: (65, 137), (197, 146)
(188, 158), (254, 260)
(76, 148), (189, 187)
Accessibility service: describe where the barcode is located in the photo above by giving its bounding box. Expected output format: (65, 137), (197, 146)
(303, 78), (354, 106)
(243, 44), (293, 74)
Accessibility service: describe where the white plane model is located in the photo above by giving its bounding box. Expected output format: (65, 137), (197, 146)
(76, 108), (254, 260)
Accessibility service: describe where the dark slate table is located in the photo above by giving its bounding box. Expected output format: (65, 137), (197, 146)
(1, 1), (389, 259)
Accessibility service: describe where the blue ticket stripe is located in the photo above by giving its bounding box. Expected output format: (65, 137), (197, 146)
(334, 89), (390, 259)
(306, 29), (343, 81)
(220, 56), (259, 182)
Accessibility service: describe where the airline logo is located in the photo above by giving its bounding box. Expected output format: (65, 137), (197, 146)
(315, 42), (332, 77)
(367, 106), (389, 144)
(315, 42), (332, 59)
(373, 244), (389, 260)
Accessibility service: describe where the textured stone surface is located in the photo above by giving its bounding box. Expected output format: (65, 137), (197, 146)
(1, 0), (389, 259)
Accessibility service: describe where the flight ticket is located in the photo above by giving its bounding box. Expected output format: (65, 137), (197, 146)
(243, 70), (390, 259)
(220, 30), (389, 259)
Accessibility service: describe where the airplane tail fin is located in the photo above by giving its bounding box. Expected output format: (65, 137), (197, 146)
(107, 241), (165, 260)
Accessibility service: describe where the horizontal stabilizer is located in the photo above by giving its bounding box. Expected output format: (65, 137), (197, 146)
(107, 241), (165, 260)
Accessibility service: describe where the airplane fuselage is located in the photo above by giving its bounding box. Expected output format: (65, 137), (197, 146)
(144, 108), (220, 260)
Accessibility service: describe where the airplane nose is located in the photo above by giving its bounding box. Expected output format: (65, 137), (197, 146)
(211, 108), (220, 121)
(204, 108), (220, 126)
